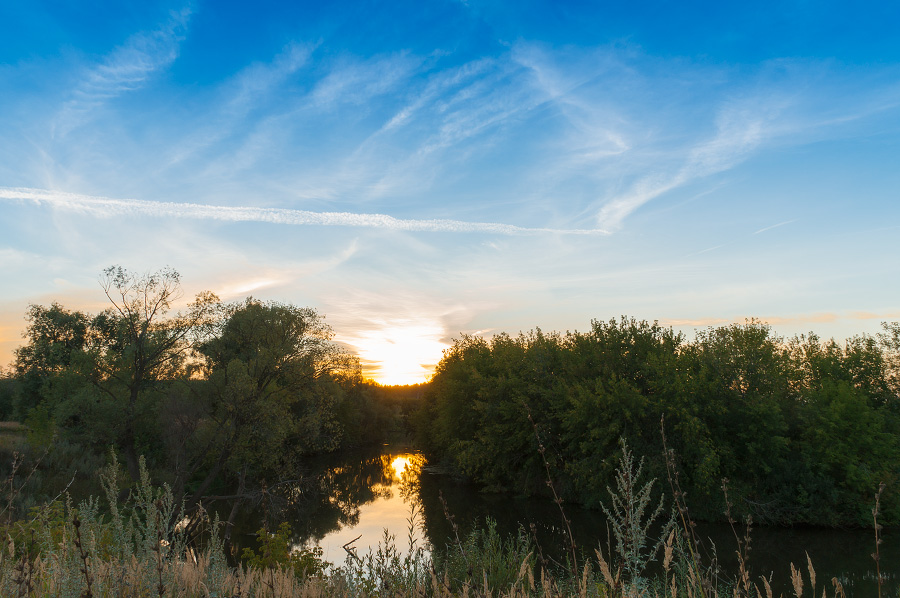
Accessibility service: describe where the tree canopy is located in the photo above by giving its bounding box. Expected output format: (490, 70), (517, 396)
(6, 267), (400, 528)
(415, 317), (900, 526)
(6, 269), (900, 529)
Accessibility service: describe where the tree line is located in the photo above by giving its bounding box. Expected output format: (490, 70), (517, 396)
(3, 268), (898, 530)
(413, 317), (900, 527)
(0, 266), (407, 533)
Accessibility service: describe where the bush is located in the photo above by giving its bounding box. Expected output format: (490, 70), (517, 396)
(241, 521), (330, 579)
(435, 518), (535, 593)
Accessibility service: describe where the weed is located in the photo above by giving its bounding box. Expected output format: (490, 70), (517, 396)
(599, 438), (673, 593)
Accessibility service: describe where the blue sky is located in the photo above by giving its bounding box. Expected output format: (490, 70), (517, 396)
(1, 0), (899, 383)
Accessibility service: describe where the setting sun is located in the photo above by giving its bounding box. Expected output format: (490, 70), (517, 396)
(341, 322), (448, 385)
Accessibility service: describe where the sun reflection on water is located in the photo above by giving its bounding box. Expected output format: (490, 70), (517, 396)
(390, 455), (410, 481)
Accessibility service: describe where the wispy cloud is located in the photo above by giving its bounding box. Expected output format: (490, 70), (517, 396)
(685, 244), (727, 258)
(754, 220), (796, 234)
(597, 105), (768, 230)
(328, 55), (544, 202)
(214, 242), (359, 300)
(54, 6), (193, 136)
(310, 52), (425, 108)
(0, 187), (607, 235)
(165, 41), (315, 167)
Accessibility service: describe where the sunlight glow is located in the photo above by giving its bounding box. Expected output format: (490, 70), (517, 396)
(341, 322), (448, 385)
(217, 277), (284, 297)
(390, 456), (410, 481)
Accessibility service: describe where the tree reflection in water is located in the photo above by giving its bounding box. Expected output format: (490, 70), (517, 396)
(227, 448), (425, 563)
(225, 448), (898, 596)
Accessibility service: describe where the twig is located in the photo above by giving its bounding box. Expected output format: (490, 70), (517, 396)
(73, 514), (94, 598)
(343, 534), (362, 563)
(661, 415), (708, 598)
(873, 481), (886, 598)
(527, 409), (578, 578)
(722, 479), (752, 596)
(2, 444), (52, 525)
(438, 490), (468, 568)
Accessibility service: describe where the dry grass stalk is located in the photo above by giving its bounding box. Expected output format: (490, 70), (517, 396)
(831, 576), (846, 598)
(595, 547), (617, 592)
(527, 410), (579, 578)
(805, 552), (815, 596)
(579, 562), (590, 598)
(661, 417), (707, 598)
(662, 530), (674, 575)
(790, 562), (803, 597)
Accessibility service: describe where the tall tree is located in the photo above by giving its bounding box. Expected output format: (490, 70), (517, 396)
(176, 298), (358, 512)
(13, 302), (92, 419)
(91, 266), (219, 482)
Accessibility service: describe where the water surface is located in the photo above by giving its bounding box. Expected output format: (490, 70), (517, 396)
(230, 446), (898, 595)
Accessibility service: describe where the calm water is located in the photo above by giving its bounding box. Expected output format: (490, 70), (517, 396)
(229, 446), (898, 595)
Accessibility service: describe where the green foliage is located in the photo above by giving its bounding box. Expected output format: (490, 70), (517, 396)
(0, 454), (226, 597)
(435, 518), (535, 593)
(6, 267), (404, 520)
(0, 375), (16, 420)
(0, 459), (887, 598)
(241, 521), (330, 578)
(417, 317), (900, 527)
(337, 527), (432, 597)
(188, 297), (364, 502)
(24, 403), (55, 450)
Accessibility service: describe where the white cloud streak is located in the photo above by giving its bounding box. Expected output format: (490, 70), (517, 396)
(165, 41), (316, 167)
(754, 220), (796, 234)
(597, 109), (767, 230)
(54, 6), (193, 135)
(0, 187), (607, 236)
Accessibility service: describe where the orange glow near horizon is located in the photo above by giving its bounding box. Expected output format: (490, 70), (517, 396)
(341, 322), (448, 386)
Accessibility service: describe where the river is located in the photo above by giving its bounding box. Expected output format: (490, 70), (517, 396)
(227, 446), (898, 595)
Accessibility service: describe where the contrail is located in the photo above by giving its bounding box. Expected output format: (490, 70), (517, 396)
(0, 187), (607, 236)
(753, 220), (796, 235)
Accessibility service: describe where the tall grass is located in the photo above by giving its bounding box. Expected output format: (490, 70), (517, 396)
(0, 448), (888, 597)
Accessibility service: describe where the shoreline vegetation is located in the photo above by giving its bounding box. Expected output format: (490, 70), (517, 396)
(415, 318), (900, 528)
(0, 266), (897, 594)
(0, 441), (885, 597)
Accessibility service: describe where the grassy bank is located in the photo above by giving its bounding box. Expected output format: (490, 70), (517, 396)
(0, 445), (885, 597)
(0, 506), (865, 598)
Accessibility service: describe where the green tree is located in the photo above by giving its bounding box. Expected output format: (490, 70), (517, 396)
(797, 380), (898, 524)
(179, 298), (358, 510)
(90, 266), (220, 482)
(10, 268), (219, 483)
(878, 321), (900, 397)
(13, 302), (92, 420)
(682, 321), (791, 516)
(0, 368), (15, 420)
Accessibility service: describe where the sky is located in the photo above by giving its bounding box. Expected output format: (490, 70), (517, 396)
(1, 0), (899, 384)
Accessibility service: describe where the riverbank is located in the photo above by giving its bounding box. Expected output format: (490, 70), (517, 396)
(0, 482), (869, 598)
(2, 431), (896, 595)
(219, 446), (897, 596)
